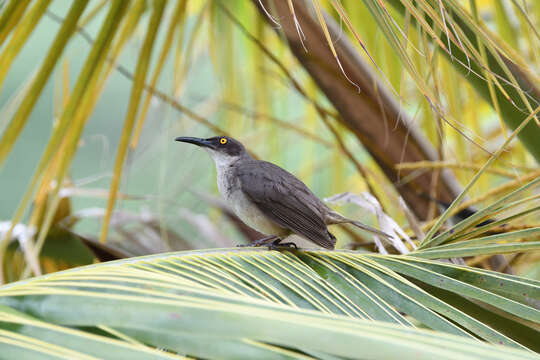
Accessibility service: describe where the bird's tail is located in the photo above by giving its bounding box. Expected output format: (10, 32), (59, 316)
(325, 211), (391, 238)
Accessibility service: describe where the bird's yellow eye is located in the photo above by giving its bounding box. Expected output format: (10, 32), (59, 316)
(220, 138), (227, 144)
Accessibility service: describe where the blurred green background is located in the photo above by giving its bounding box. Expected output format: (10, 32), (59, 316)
(1, 0), (374, 250)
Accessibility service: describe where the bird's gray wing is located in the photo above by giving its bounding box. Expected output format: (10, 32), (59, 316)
(235, 161), (336, 249)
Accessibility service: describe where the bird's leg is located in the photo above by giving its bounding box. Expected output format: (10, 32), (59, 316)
(268, 238), (298, 250)
(237, 235), (280, 247)
(275, 242), (298, 249)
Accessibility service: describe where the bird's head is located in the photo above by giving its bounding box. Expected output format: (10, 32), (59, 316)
(175, 136), (248, 166)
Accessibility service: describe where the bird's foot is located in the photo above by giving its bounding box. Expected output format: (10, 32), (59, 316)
(237, 235), (280, 248)
(267, 239), (298, 251)
(278, 242), (298, 249)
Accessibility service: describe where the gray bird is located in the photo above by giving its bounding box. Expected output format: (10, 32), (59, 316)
(175, 136), (389, 249)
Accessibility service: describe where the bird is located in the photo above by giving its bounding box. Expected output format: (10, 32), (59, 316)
(175, 135), (389, 250)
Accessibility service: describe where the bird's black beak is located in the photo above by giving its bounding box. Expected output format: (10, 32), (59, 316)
(175, 136), (216, 149)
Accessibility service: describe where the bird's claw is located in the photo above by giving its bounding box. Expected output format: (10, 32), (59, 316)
(236, 236), (298, 250)
(267, 240), (298, 251)
(279, 242), (298, 249)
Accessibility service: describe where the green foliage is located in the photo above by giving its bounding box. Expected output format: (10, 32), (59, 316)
(1, 249), (539, 359)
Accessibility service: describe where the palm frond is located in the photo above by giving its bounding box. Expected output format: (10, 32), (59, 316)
(1, 249), (539, 358)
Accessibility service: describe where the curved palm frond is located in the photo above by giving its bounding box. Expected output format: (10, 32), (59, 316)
(1, 248), (539, 359)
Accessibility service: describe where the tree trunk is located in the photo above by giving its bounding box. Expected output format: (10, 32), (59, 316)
(253, 0), (462, 220)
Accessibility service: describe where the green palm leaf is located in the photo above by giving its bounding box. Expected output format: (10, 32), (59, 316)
(1, 249), (539, 358)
